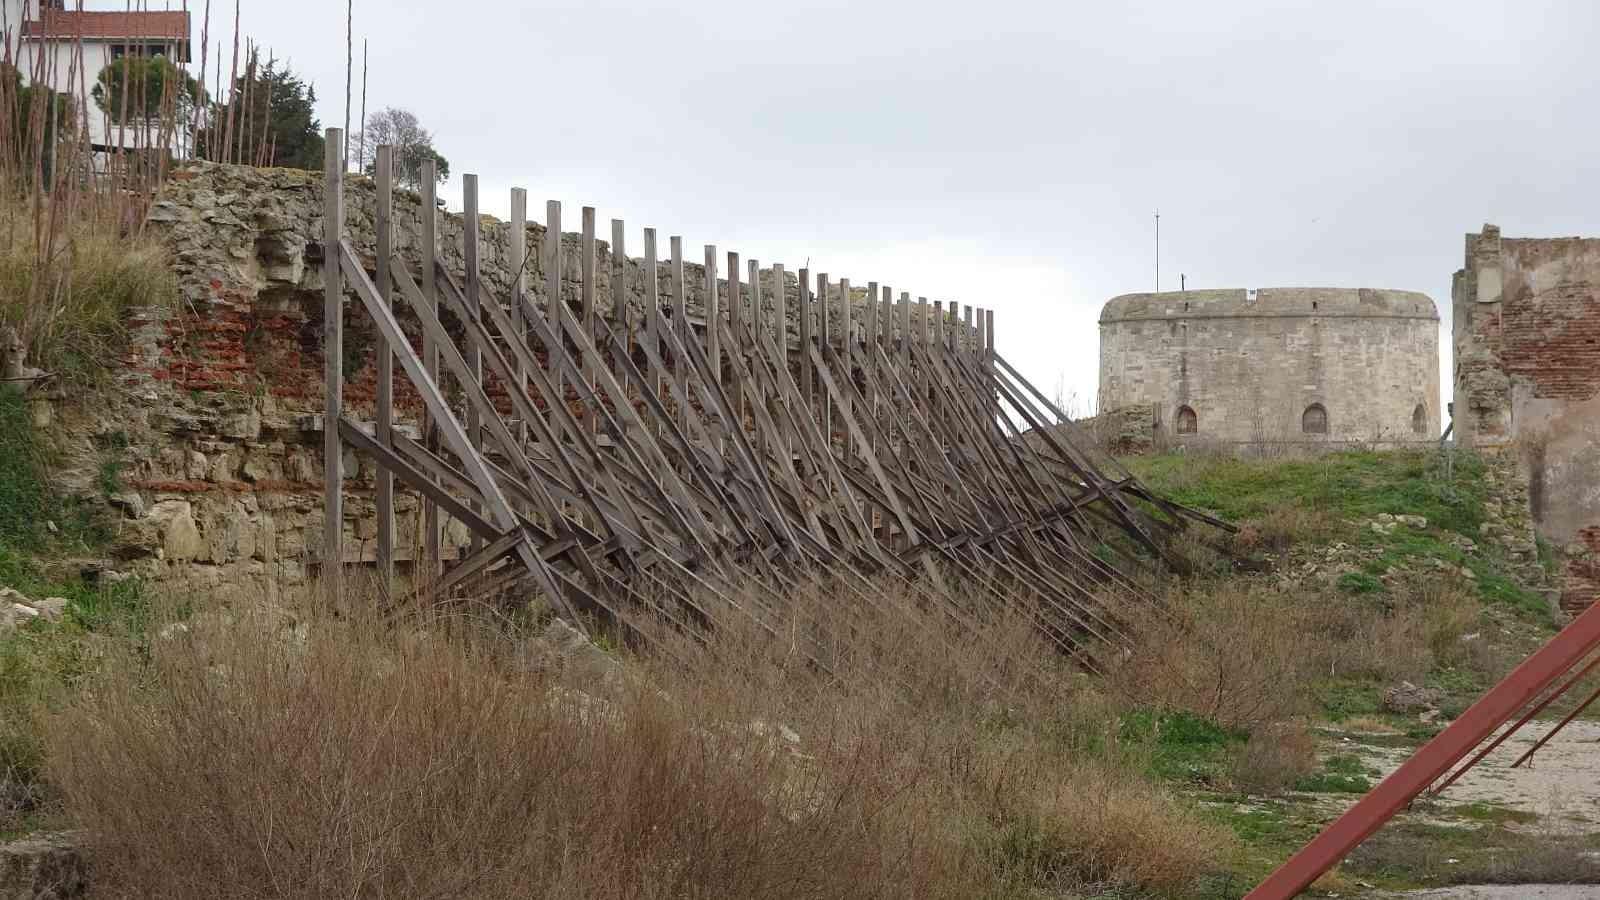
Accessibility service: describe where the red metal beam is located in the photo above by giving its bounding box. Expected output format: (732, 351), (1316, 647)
(1510, 678), (1600, 769)
(1429, 651), (1600, 797)
(1247, 600), (1600, 899)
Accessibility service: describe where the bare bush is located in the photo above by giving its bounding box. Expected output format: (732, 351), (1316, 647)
(1113, 584), (1318, 731)
(1229, 722), (1318, 796)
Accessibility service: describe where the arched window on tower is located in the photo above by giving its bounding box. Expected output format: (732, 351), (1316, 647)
(1302, 403), (1329, 435)
(1412, 403), (1429, 435)
(1176, 405), (1198, 435)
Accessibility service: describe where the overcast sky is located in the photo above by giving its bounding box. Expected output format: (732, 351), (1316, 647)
(229, 0), (1598, 415)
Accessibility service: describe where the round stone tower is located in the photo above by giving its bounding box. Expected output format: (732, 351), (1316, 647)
(1098, 288), (1440, 446)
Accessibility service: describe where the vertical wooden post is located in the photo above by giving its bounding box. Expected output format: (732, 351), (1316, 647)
(772, 263), (788, 460)
(964, 304), (975, 357)
(373, 144), (394, 599)
(581, 207), (598, 436)
(419, 157), (440, 579)
(839, 277), (853, 459)
(897, 291), (911, 366)
(463, 175), (484, 554)
(610, 220), (627, 327)
(546, 201), (564, 433)
(932, 300), (945, 352)
(748, 258), (763, 346)
(704, 245), (721, 452)
(818, 272), (831, 446)
(509, 189), (529, 446)
(748, 259), (763, 457)
(798, 268), (813, 422)
(870, 280), (883, 448)
(670, 236), (688, 434)
(704, 245), (720, 387)
(727, 251), (743, 431)
(643, 228), (661, 435)
(771, 264), (787, 363)
(979, 304), (992, 419)
(610, 218), (630, 436)
(322, 128), (344, 607)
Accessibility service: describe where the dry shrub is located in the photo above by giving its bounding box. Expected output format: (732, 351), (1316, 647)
(1120, 579), (1487, 733)
(46, 581), (1230, 900)
(1233, 506), (1336, 554)
(1113, 583), (1317, 731)
(0, 205), (174, 383)
(1302, 582), (1482, 683)
(1229, 722), (1317, 796)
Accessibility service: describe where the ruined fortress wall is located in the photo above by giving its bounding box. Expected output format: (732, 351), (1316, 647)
(1453, 224), (1600, 612)
(1097, 288), (1440, 446)
(52, 162), (900, 595)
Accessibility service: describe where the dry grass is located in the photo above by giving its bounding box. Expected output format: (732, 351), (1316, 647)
(1114, 580), (1488, 731)
(0, 206), (174, 383)
(1229, 722), (1318, 796)
(45, 581), (1231, 899)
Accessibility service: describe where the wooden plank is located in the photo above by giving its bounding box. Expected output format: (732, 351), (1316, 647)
(373, 144), (394, 600)
(644, 228), (662, 434)
(728, 251), (743, 431)
(510, 189), (529, 446)
(798, 268), (813, 426)
(704, 245), (720, 389)
(771, 262), (787, 460)
(610, 219), (629, 435)
(865, 280), (878, 456)
(671, 236), (688, 435)
(339, 243), (588, 626)
(463, 175), (485, 554)
(339, 418), (497, 539)
(932, 300), (944, 351)
(748, 258), (763, 458)
(322, 127), (344, 606)
(420, 156), (441, 583)
(581, 207), (598, 436)
(546, 201), (564, 431)
(817, 272), (831, 446)
(839, 277), (853, 459)
(964, 304), (974, 357)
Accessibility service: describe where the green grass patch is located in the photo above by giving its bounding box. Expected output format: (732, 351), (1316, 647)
(1128, 450), (1488, 537)
(1121, 709), (1246, 784)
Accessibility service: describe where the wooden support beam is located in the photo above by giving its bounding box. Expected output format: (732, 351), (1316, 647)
(374, 144), (394, 601)
(546, 200), (564, 431)
(340, 243), (588, 627)
(463, 175), (485, 554)
(510, 189), (529, 446)
(322, 128), (344, 607)
(704, 245), (720, 390)
(839, 277), (853, 460)
(581, 207), (598, 436)
(671, 236), (688, 435)
(727, 251), (743, 432)
(644, 228), (662, 435)
(798, 268), (814, 428)
(420, 156), (441, 583)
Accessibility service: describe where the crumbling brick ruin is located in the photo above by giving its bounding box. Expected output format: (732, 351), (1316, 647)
(1453, 224), (1600, 613)
(1098, 288), (1441, 450)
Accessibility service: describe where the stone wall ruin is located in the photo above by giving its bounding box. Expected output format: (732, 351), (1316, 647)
(1453, 223), (1600, 613)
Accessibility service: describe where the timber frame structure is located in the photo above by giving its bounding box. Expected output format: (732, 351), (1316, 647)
(320, 130), (1219, 667)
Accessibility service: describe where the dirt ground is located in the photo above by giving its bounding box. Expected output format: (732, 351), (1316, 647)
(1401, 888), (1600, 898)
(1341, 718), (1600, 898)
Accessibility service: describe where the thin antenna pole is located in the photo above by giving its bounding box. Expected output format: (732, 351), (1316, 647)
(343, 0), (352, 171)
(357, 38), (367, 172)
(1155, 210), (1160, 294)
